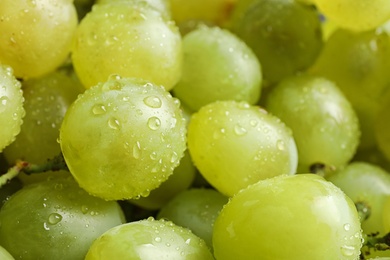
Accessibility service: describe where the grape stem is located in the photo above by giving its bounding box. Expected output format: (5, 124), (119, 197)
(361, 232), (390, 258)
(0, 153), (69, 188)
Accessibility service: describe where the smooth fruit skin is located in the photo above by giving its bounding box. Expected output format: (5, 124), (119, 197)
(213, 174), (363, 260)
(60, 77), (187, 200)
(85, 218), (214, 260)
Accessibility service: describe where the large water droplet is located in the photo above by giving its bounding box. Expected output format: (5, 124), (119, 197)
(81, 205), (89, 214)
(340, 245), (355, 256)
(133, 141), (141, 159)
(148, 116), (161, 130)
(234, 124), (247, 136)
(108, 117), (120, 130)
(92, 104), (106, 115)
(48, 213), (62, 225)
(343, 223), (350, 231)
(144, 96), (162, 108)
(277, 140), (285, 151)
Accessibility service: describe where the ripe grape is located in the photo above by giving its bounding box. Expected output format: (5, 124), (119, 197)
(96, 0), (171, 17)
(0, 65), (25, 152)
(3, 71), (83, 165)
(60, 76), (187, 200)
(310, 28), (390, 150)
(172, 25), (262, 111)
(72, 1), (182, 90)
(315, 0), (390, 32)
(85, 218), (214, 259)
(327, 162), (390, 236)
(266, 74), (360, 172)
(213, 174), (363, 259)
(0, 177), (125, 260)
(187, 100), (298, 196)
(157, 188), (228, 249)
(0, 0), (78, 79)
(229, 0), (323, 84)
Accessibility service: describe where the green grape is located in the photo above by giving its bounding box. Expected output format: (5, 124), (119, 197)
(310, 28), (390, 150)
(60, 76), (187, 200)
(0, 177), (22, 208)
(72, 2), (182, 90)
(0, 0), (78, 79)
(85, 217), (214, 259)
(3, 71), (83, 165)
(327, 162), (390, 236)
(229, 0), (323, 84)
(169, 0), (237, 27)
(157, 188), (228, 249)
(0, 177), (125, 260)
(96, 0), (171, 17)
(0, 245), (14, 260)
(375, 93), (390, 162)
(187, 100), (298, 196)
(129, 150), (196, 210)
(265, 74), (360, 172)
(314, 0), (390, 32)
(0, 65), (25, 152)
(172, 25), (262, 111)
(213, 174), (363, 260)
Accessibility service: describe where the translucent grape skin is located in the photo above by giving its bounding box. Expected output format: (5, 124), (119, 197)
(172, 25), (262, 112)
(3, 71), (83, 167)
(72, 2), (182, 90)
(157, 188), (228, 249)
(309, 28), (390, 150)
(96, 0), (171, 18)
(228, 0), (323, 84)
(0, 177), (125, 260)
(0, 0), (78, 79)
(314, 0), (390, 32)
(327, 162), (390, 258)
(60, 77), (187, 200)
(187, 100), (298, 196)
(0, 65), (25, 152)
(213, 174), (363, 260)
(85, 218), (214, 259)
(266, 74), (360, 172)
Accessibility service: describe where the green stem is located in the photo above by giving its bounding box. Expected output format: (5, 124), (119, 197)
(0, 153), (69, 188)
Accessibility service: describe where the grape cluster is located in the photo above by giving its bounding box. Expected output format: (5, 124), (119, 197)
(1, 0), (390, 259)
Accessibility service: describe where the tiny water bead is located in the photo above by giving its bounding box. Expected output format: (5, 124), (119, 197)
(48, 213), (63, 225)
(144, 95), (162, 108)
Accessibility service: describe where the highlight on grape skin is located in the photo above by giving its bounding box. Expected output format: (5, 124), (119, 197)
(59, 76), (187, 201)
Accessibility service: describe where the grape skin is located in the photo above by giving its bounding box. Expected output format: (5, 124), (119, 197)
(60, 77), (187, 200)
(213, 174), (363, 260)
(0, 65), (25, 152)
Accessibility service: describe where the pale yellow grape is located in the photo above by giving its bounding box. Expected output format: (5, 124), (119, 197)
(315, 0), (390, 32)
(96, 0), (171, 17)
(169, 0), (237, 26)
(0, 0), (78, 79)
(266, 75), (360, 172)
(72, 2), (182, 90)
(187, 100), (298, 196)
(172, 25), (262, 111)
(213, 174), (363, 260)
(60, 77), (187, 200)
(85, 218), (214, 259)
(0, 65), (24, 152)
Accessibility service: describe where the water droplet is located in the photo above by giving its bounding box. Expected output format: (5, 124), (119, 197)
(133, 141), (141, 159)
(144, 96), (162, 108)
(154, 237), (162, 242)
(343, 223), (350, 231)
(148, 116), (161, 130)
(48, 213), (62, 225)
(234, 124), (247, 136)
(81, 205), (89, 214)
(277, 140), (285, 151)
(340, 245), (355, 256)
(92, 104), (106, 115)
(108, 117), (120, 130)
(170, 152), (178, 163)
